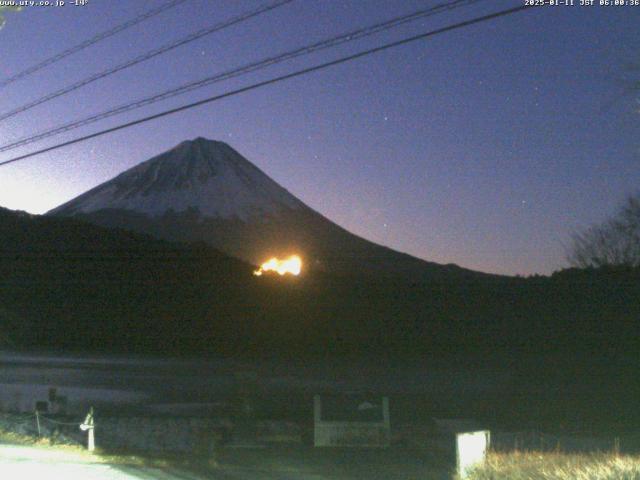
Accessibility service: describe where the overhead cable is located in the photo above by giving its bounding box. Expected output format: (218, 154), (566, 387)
(0, 0), (193, 88)
(0, 4), (533, 168)
(0, 0), (294, 122)
(0, 0), (483, 153)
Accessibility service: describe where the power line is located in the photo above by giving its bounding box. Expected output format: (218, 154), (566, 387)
(0, 0), (193, 89)
(0, 4), (533, 169)
(0, 0), (484, 153)
(0, 0), (294, 123)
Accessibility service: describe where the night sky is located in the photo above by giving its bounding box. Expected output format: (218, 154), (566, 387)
(0, 0), (638, 275)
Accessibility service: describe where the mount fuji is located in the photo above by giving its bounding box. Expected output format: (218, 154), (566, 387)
(49, 138), (478, 279)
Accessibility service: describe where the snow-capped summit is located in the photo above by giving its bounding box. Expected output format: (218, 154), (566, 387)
(50, 138), (305, 221)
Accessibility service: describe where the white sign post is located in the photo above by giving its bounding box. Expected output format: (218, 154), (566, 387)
(456, 430), (490, 479)
(80, 407), (95, 452)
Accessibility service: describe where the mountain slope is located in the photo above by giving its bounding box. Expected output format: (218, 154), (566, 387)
(1, 206), (638, 358)
(49, 138), (483, 280)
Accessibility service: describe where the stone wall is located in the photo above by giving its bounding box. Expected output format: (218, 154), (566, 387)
(96, 417), (231, 453)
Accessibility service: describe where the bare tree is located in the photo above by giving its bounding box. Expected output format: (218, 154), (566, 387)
(568, 193), (640, 268)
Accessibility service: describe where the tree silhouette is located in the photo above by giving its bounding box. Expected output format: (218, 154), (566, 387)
(568, 193), (640, 268)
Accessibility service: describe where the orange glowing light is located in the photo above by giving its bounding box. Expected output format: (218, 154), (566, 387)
(253, 255), (302, 276)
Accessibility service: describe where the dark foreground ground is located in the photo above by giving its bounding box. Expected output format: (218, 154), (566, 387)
(2, 348), (639, 480)
(212, 446), (453, 479)
(2, 349), (639, 434)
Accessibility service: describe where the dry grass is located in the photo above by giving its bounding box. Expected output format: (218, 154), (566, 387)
(463, 451), (640, 480)
(0, 427), (76, 449)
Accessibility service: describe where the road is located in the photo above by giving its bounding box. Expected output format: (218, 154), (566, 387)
(0, 444), (354, 479)
(0, 443), (452, 479)
(0, 444), (213, 480)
